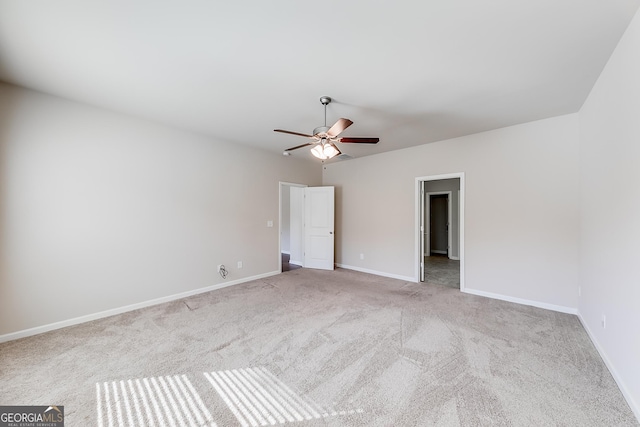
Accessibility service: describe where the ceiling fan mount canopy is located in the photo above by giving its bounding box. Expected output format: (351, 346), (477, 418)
(319, 96), (332, 106)
(274, 96), (379, 159)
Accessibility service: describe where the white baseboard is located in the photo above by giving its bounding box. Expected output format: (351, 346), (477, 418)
(0, 270), (280, 344)
(336, 267), (576, 317)
(289, 259), (303, 266)
(333, 266), (578, 317)
(462, 288), (578, 315)
(449, 256), (460, 261)
(336, 264), (415, 282)
(578, 313), (640, 422)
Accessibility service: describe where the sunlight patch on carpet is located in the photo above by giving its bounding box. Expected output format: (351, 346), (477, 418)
(204, 366), (362, 427)
(96, 374), (216, 427)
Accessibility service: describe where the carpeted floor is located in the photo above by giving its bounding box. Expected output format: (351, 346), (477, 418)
(424, 255), (460, 289)
(0, 268), (637, 426)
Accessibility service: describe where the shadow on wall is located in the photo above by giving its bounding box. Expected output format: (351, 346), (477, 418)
(0, 84), (19, 329)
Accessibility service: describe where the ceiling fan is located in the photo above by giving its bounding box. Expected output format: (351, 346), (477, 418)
(275, 96), (379, 160)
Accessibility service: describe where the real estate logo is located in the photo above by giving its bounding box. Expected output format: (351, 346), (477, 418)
(0, 406), (64, 427)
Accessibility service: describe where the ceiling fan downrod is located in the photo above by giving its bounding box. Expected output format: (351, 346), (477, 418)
(320, 96), (332, 127)
(313, 97), (333, 136)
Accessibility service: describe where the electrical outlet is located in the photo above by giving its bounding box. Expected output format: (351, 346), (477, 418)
(360, 253), (364, 260)
(602, 314), (606, 329)
(237, 261), (243, 269)
(267, 220), (273, 228)
(578, 286), (581, 297)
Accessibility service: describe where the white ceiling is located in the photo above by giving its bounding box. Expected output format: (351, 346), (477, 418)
(1, 1), (638, 161)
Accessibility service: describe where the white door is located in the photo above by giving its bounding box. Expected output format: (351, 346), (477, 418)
(304, 186), (335, 270)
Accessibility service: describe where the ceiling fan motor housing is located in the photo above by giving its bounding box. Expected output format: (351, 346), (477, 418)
(313, 126), (330, 137)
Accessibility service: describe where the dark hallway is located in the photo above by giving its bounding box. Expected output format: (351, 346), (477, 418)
(281, 253), (302, 272)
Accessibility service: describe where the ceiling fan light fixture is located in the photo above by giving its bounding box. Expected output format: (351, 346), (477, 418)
(311, 141), (341, 160)
(323, 142), (341, 158)
(310, 144), (327, 159)
(275, 96), (379, 159)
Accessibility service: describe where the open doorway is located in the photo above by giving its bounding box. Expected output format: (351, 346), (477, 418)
(425, 192), (452, 257)
(415, 173), (464, 290)
(279, 182), (305, 273)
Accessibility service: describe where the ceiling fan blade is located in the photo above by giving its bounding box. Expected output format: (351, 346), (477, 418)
(338, 137), (380, 144)
(284, 142), (315, 152)
(274, 129), (315, 138)
(326, 118), (353, 138)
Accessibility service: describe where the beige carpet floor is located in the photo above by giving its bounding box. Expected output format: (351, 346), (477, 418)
(0, 268), (637, 426)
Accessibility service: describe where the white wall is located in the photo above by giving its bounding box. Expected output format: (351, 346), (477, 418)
(323, 113), (580, 311)
(0, 82), (322, 337)
(578, 8), (640, 418)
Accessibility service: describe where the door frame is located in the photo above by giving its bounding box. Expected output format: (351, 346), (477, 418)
(415, 173), (465, 290)
(279, 182), (307, 272)
(425, 191), (452, 258)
